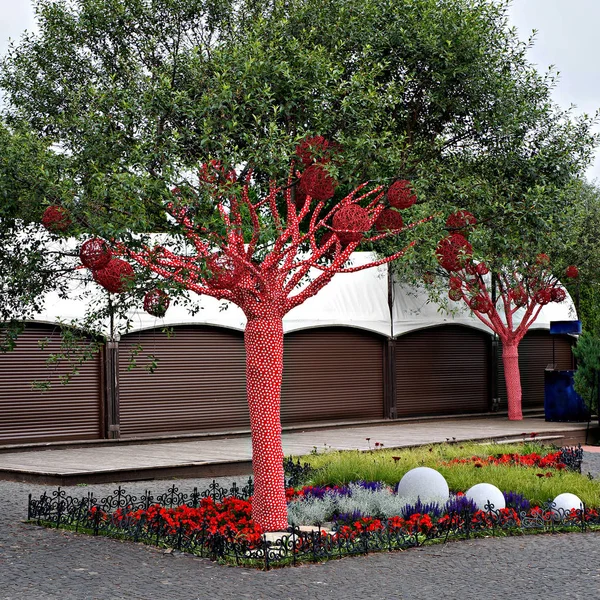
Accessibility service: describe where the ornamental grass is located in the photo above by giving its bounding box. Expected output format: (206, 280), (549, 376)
(300, 442), (600, 507)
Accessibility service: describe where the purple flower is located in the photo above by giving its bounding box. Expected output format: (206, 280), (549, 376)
(355, 480), (386, 492)
(445, 494), (478, 515)
(401, 498), (443, 519)
(333, 510), (364, 527)
(504, 491), (530, 513)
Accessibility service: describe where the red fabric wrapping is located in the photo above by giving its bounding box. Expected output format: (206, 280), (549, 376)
(502, 343), (523, 420)
(244, 318), (288, 531)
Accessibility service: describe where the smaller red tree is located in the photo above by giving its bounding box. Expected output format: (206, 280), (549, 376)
(435, 211), (578, 421)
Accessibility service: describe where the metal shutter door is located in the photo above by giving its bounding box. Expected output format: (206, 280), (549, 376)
(395, 325), (490, 417)
(281, 328), (384, 424)
(0, 324), (102, 443)
(497, 332), (574, 410)
(118, 326), (248, 436)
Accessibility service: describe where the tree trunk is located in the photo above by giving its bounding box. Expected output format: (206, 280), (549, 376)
(502, 342), (523, 420)
(244, 317), (288, 531)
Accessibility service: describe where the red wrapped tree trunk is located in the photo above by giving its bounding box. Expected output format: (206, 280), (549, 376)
(244, 318), (287, 531)
(502, 343), (523, 421)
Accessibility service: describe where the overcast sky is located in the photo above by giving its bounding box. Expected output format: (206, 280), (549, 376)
(1, 0), (599, 180)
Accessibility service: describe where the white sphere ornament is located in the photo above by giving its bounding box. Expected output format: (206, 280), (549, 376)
(552, 493), (583, 515)
(465, 483), (505, 511)
(396, 467), (449, 505)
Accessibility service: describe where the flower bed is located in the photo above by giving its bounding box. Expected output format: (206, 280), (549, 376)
(27, 444), (600, 569)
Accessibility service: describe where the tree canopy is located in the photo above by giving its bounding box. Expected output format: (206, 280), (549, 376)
(0, 0), (597, 328)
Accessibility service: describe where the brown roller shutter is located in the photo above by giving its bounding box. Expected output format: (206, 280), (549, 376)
(281, 328), (384, 424)
(0, 324), (102, 443)
(395, 325), (490, 417)
(497, 331), (574, 410)
(118, 326), (248, 437)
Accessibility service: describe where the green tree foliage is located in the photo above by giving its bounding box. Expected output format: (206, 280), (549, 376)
(573, 332), (600, 414)
(0, 0), (597, 328)
(557, 181), (600, 335)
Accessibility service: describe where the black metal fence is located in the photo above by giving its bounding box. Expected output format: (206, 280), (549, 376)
(27, 478), (600, 570)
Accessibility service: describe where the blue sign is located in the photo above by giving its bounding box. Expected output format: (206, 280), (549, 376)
(549, 320), (582, 335)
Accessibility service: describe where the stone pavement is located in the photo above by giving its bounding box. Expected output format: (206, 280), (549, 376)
(0, 416), (593, 484)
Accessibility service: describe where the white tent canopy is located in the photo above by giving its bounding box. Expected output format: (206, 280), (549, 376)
(32, 251), (577, 339)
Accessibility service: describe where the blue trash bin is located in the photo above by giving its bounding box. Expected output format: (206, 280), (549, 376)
(544, 369), (590, 422)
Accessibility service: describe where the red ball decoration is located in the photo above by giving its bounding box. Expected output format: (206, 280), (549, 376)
(375, 209), (403, 232)
(332, 205), (370, 246)
(446, 210), (477, 235)
(41, 206), (72, 233)
(143, 289), (170, 317)
(509, 286), (528, 308)
(535, 253), (551, 267)
(206, 254), (240, 289)
(475, 262), (489, 276)
(565, 265), (579, 279)
(436, 234), (473, 272)
(80, 238), (112, 270)
(469, 294), (492, 313)
(534, 287), (552, 306)
(449, 276), (463, 290)
(448, 289), (463, 301)
(93, 259), (135, 294)
(387, 180), (417, 210)
(298, 164), (338, 201)
(551, 287), (567, 303)
(295, 136), (330, 167)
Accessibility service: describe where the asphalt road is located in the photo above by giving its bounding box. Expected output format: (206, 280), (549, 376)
(1, 454), (600, 600)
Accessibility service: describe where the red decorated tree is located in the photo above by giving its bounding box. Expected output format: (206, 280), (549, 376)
(435, 211), (579, 421)
(73, 145), (427, 531)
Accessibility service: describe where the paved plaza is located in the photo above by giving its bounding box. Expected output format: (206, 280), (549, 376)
(0, 418), (599, 599)
(1, 474), (599, 600)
